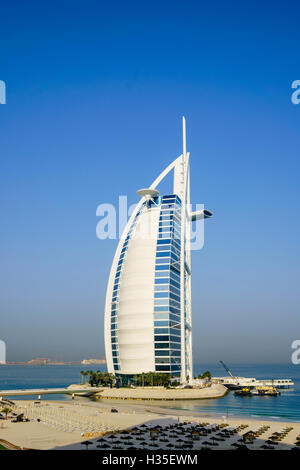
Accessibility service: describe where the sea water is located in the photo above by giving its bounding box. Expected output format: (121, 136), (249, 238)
(0, 363), (299, 422)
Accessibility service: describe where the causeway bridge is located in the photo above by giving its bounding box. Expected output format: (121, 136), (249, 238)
(0, 386), (103, 399)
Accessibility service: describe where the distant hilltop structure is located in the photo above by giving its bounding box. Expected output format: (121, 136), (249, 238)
(27, 358), (51, 365)
(6, 357), (106, 366)
(81, 358), (106, 365)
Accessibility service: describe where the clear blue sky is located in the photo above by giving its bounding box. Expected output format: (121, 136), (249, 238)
(0, 0), (299, 364)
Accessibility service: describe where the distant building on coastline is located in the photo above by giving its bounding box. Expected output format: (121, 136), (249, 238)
(81, 358), (106, 365)
(104, 117), (213, 384)
(0, 340), (6, 364)
(27, 358), (51, 365)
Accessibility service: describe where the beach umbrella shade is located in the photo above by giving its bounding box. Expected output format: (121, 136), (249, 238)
(107, 435), (117, 439)
(97, 438), (107, 443)
(235, 445), (250, 451)
(81, 440), (93, 450)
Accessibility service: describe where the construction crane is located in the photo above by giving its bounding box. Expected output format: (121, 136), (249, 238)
(219, 361), (237, 379)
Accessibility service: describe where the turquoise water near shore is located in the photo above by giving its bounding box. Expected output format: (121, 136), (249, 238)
(174, 364), (300, 423)
(0, 363), (299, 422)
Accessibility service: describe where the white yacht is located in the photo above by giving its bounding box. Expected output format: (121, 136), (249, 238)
(213, 376), (294, 390)
(214, 362), (294, 390)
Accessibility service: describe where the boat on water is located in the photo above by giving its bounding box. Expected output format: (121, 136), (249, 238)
(213, 361), (294, 391)
(251, 386), (280, 396)
(234, 387), (252, 397)
(214, 376), (294, 390)
(235, 386), (280, 397)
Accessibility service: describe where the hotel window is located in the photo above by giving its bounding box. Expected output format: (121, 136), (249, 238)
(170, 350), (181, 357)
(156, 365), (171, 371)
(154, 343), (169, 349)
(154, 285), (169, 292)
(155, 278), (169, 284)
(156, 251), (171, 257)
(154, 300), (170, 307)
(157, 239), (171, 244)
(154, 321), (169, 327)
(154, 328), (169, 334)
(154, 306), (169, 312)
(155, 350), (169, 356)
(155, 264), (170, 270)
(156, 258), (171, 264)
(154, 335), (170, 342)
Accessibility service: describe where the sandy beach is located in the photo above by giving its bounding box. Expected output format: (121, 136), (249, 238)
(0, 398), (299, 450)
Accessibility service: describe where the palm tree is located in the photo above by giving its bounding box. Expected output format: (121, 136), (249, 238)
(96, 370), (103, 386)
(84, 370), (90, 384)
(101, 372), (109, 387)
(198, 370), (211, 380)
(110, 374), (116, 385)
(80, 370), (85, 384)
(1, 407), (11, 419)
(90, 371), (99, 387)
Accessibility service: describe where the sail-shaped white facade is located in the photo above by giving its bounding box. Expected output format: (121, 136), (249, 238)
(104, 118), (212, 383)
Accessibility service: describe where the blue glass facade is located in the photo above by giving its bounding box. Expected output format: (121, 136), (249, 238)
(154, 195), (182, 377)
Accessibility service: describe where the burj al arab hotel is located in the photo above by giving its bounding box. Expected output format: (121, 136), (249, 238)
(104, 117), (212, 383)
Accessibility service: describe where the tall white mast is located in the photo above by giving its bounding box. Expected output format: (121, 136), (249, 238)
(179, 116), (190, 382)
(182, 116), (186, 161)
